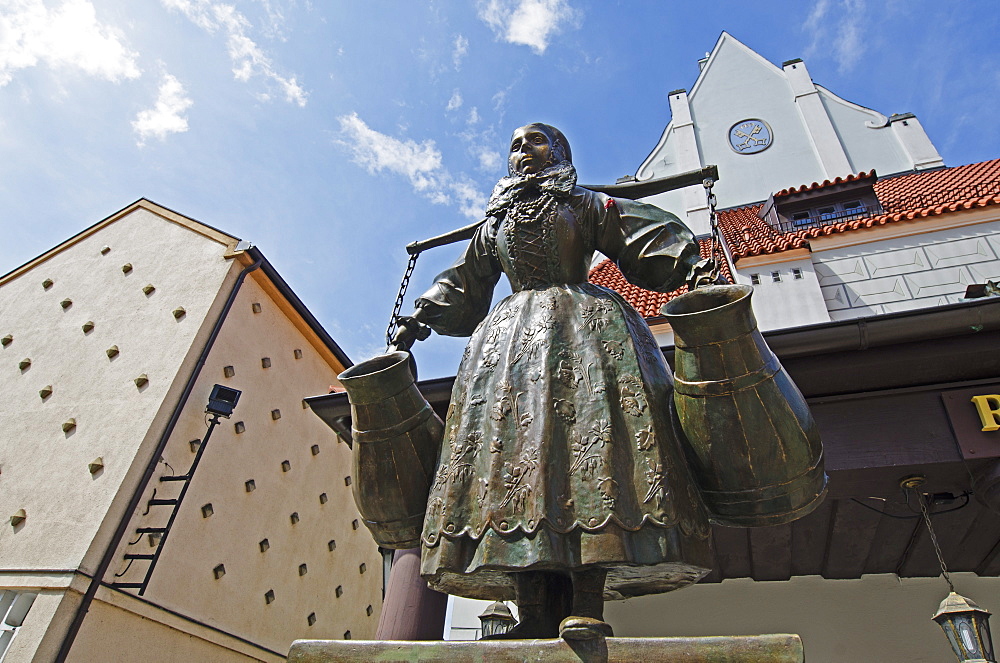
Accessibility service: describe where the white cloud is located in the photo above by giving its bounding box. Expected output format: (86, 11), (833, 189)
(467, 106), (480, 125)
(0, 0), (141, 86)
(161, 0), (306, 106)
(477, 0), (576, 54)
(132, 73), (193, 146)
(476, 146), (501, 172)
(446, 89), (463, 111)
(802, 0), (867, 73)
(337, 112), (486, 220)
(452, 34), (468, 70)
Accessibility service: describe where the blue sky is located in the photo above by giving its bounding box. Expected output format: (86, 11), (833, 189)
(2, 0), (999, 379)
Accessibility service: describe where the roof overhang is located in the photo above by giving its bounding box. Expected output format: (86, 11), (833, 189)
(307, 297), (1000, 582)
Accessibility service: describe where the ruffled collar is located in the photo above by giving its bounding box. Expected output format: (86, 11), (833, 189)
(485, 161), (577, 217)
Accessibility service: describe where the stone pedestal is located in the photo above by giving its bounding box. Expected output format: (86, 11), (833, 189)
(288, 634), (804, 662)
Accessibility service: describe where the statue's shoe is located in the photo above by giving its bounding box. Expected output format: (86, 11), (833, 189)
(559, 616), (614, 641)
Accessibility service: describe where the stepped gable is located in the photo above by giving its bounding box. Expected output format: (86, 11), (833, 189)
(588, 238), (733, 318)
(719, 159), (1000, 260)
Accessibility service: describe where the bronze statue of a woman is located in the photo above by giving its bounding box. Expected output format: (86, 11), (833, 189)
(391, 123), (716, 640)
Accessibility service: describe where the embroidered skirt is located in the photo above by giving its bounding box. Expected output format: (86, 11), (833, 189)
(420, 283), (712, 600)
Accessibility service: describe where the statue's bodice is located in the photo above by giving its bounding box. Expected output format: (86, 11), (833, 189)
(495, 203), (591, 291)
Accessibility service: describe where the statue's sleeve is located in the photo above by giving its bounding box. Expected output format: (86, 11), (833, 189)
(413, 219), (502, 337)
(583, 189), (702, 293)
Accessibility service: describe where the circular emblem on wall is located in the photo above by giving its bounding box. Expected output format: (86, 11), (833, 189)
(728, 119), (773, 154)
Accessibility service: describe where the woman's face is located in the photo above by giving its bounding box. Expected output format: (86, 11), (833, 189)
(509, 125), (554, 175)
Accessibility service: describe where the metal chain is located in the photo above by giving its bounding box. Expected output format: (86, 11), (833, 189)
(916, 490), (956, 592)
(385, 253), (420, 350)
(703, 178), (724, 282)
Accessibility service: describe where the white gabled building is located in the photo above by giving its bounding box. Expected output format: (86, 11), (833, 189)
(0, 200), (382, 662)
(589, 32), (1000, 337)
(634, 32), (943, 238)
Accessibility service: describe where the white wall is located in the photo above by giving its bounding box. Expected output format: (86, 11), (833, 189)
(733, 259), (831, 330)
(636, 34), (942, 236)
(814, 217), (1000, 320)
(443, 573), (999, 662)
(819, 88), (913, 176)
(606, 573), (998, 663)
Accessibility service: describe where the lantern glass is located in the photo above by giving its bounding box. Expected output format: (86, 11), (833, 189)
(934, 593), (995, 663)
(478, 601), (516, 639)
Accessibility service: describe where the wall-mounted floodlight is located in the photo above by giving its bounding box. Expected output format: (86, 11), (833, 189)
(207, 384), (242, 418)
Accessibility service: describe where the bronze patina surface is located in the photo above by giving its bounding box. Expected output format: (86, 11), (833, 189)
(338, 351), (443, 549)
(662, 285), (827, 527)
(339, 122), (824, 640)
(383, 124), (717, 638)
(288, 634), (805, 663)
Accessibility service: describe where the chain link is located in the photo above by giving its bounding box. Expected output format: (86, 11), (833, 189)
(703, 178), (724, 282)
(916, 489), (955, 592)
(385, 253), (420, 350)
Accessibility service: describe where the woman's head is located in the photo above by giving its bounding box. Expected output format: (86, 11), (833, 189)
(508, 123), (572, 175)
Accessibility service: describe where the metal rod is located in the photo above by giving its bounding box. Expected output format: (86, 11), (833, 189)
(579, 164), (720, 199)
(404, 165), (720, 255)
(406, 220), (483, 255)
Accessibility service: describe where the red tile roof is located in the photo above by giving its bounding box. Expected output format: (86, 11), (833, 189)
(721, 159), (1000, 260)
(717, 203), (807, 260)
(588, 238), (734, 318)
(590, 159), (1000, 317)
(774, 170), (876, 198)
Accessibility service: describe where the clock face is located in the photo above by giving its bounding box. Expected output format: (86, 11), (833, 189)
(728, 119), (773, 154)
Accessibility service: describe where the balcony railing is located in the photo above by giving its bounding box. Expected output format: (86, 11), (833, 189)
(767, 178), (1000, 234)
(769, 204), (882, 233)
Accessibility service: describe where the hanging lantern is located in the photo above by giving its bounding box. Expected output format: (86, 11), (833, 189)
(900, 476), (996, 663)
(933, 592), (995, 663)
(478, 601), (516, 639)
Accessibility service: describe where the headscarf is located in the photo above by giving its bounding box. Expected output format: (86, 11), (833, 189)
(484, 160), (577, 218)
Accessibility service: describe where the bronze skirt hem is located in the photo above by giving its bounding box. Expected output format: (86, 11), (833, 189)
(420, 521), (711, 601)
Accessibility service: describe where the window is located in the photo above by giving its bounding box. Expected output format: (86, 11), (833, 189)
(792, 268), (803, 280)
(771, 271), (781, 283)
(750, 274), (761, 285)
(791, 211), (812, 226)
(770, 173), (879, 233)
(817, 206), (837, 221)
(0, 591), (37, 658)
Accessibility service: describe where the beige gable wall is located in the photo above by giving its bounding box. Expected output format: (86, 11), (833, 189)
(0, 206), (236, 571)
(108, 270), (381, 655)
(71, 598), (268, 663)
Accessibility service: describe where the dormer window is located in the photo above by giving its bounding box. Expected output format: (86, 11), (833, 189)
(758, 171), (882, 233)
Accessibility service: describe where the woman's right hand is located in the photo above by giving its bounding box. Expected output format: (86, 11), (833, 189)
(390, 314), (431, 352)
